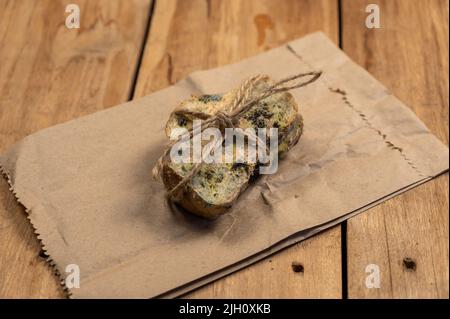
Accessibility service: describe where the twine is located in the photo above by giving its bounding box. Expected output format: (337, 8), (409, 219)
(152, 71), (322, 201)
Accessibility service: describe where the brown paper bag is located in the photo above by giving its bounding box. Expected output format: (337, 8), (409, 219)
(0, 32), (448, 298)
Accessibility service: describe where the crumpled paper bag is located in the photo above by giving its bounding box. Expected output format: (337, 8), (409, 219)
(0, 32), (448, 298)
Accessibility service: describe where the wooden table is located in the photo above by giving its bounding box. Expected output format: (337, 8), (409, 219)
(0, 0), (448, 298)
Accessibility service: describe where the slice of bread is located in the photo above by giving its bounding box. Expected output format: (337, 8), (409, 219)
(161, 76), (303, 219)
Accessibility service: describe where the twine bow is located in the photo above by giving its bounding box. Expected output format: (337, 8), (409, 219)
(152, 71), (322, 201)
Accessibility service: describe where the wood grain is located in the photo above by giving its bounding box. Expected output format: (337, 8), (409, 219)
(341, 0), (449, 298)
(134, 0), (343, 298)
(0, 0), (151, 298)
(2, 0), (446, 299)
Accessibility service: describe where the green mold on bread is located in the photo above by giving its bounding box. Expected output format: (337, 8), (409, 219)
(161, 76), (303, 219)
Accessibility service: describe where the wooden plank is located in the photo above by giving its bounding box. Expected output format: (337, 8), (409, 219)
(0, 0), (152, 298)
(342, 0), (449, 298)
(134, 0), (342, 298)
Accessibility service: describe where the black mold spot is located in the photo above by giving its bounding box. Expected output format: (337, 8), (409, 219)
(232, 162), (247, 170)
(244, 103), (273, 127)
(177, 116), (187, 126)
(403, 258), (416, 271)
(215, 173), (224, 183)
(255, 117), (267, 128)
(204, 170), (213, 180)
(291, 261), (304, 273)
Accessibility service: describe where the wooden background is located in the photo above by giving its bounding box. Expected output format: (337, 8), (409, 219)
(0, 0), (448, 298)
